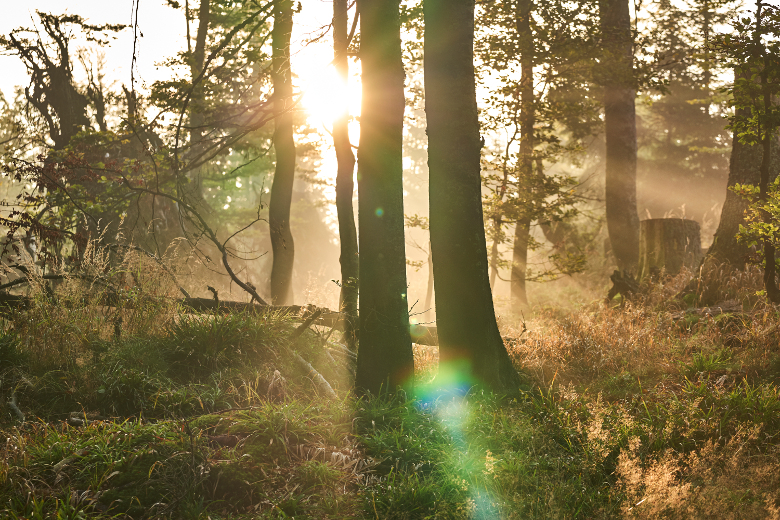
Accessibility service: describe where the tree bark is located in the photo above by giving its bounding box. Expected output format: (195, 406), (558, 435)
(510, 217), (531, 313)
(425, 0), (523, 393)
(424, 241), (434, 322)
(637, 218), (702, 280)
(189, 0), (210, 143)
(600, 0), (640, 273)
(759, 52), (780, 302)
(489, 161), (509, 288)
(705, 104), (779, 269)
(333, 0), (359, 351)
(510, 0), (535, 316)
(269, 0), (297, 306)
(354, 0), (414, 395)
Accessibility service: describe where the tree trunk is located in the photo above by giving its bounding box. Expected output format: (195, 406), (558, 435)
(354, 0), (414, 395)
(704, 105), (779, 269)
(489, 162), (509, 288)
(759, 53), (780, 303)
(510, 218), (531, 313)
(269, 0), (296, 306)
(424, 241), (434, 322)
(489, 231), (501, 288)
(510, 0), (535, 316)
(637, 218), (702, 280)
(179, 0), (213, 245)
(425, 0), (523, 393)
(333, 0), (359, 350)
(189, 0), (210, 143)
(600, 0), (640, 273)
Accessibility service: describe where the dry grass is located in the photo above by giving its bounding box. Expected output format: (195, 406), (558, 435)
(4, 249), (780, 518)
(495, 264), (780, 518)
(504, 265), (778, 389)
(7, 241), (181, 372)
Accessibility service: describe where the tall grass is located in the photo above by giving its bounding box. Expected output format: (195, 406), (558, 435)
(2, 254), (780, 518)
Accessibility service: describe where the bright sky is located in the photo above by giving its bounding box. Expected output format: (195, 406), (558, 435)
(0, 0), (360, 128)
(0, 0), (363, 225)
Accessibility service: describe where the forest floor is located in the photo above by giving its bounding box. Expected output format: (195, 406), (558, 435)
(2, 268), (780, 519)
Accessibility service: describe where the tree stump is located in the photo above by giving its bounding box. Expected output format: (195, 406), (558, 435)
(638, 218), (702, 280)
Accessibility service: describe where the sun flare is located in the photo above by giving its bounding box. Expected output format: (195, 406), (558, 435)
(299, 65), (362, 130)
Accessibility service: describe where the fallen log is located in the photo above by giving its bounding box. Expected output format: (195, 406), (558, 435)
(0, 293), (441, 345)
(293, 352), (338, 400)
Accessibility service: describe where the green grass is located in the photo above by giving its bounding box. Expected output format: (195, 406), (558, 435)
(3, 287), (780, 518)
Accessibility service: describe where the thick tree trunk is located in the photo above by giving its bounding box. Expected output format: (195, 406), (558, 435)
(759, 55), (780, 303)
(333, 0), (359, 350)
(510, 218), (531, 313)
(704, 107), (779, 269)
(269, 0), (297, 306)
(600, 0), (640, 273)
(510, 0), (535, 316)
(354, 0), (414, 395)
(637, 218), (702, 280)
(425, 0), (523, 393)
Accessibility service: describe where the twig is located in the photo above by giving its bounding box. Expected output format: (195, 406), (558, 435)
(0, 274), (64, 292)
(290, 308), (323, 341)
(327, 341), (357, 360)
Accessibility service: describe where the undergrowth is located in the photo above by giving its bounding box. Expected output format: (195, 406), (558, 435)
(2, 256), (780, 518)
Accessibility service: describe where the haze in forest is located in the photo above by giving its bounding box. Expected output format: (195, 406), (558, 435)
(0, 0), (745, 317)
(6, 1), (780, 517)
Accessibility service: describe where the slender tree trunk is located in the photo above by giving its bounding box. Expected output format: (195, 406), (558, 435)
(269, 0), (296, 305)
(510, 217), (531, 313)
(177, 0), (211, 243)
(510, 0), (535, 315)
(489, 161), (509, 288)
(424, 241), (434, 322)
(333, 0), (359, 350)
(489, 231), (501, 288)
(425, 0), (523, 393)
(354, 0), (414, 395)
(189, 0), (210, 143)
(702, 0), (712, 115)
(600, 0), (639, 273)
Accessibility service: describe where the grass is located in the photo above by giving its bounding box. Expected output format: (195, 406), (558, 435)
(2, 256), (780, 518)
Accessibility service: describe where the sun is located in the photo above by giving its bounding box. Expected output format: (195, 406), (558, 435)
(299, 64), (362, 131)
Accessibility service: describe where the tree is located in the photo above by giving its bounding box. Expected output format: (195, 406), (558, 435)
(512, 0), (535, 314)
(717, 1), (780, 303)
(0, 3), (282, 305)
(269, 0), (297, 305)
(600, 0), (640, 273)
(635, 0), (737, 223)
(2, 13), (124, 151)
(477, 0), (597, 313)
(425, 0), (523, 393)
(354, 0), (414, 395)
(701, 103), (776, 273)
(333, 0), (359, 352)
